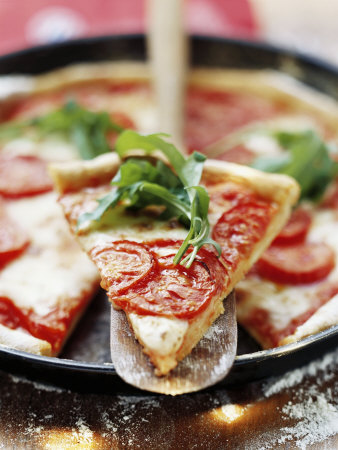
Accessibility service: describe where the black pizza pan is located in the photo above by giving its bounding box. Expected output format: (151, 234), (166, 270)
(0, 35), (337, 394)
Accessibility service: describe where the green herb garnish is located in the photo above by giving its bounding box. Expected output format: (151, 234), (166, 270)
(0, 101), (123, 159)
(251, 130), (338, 201)
(78, 130), (221, 268)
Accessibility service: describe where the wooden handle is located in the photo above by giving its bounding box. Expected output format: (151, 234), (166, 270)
(147, 0), (187, 152)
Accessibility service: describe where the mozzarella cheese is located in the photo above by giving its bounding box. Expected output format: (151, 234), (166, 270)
(1, 193), (99, 316)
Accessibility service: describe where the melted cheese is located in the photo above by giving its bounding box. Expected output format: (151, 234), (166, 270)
(129, 313), (188, 356)
(1, 193), (99, 316)
(1, 137), (79, 162)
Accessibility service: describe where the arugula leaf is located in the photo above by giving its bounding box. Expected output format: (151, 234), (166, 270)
(80, 132), (220, 267)
(115, 130), (206, 187)
(251, 130), (338, 201)
(0, 101), (124, 160)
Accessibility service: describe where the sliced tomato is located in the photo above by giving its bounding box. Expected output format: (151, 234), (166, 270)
(256, 242), (335, 285)
(0, 201), (30, 266)
(113, 240), (227, 319)
(90, 240), (155, 295)
(0, 155), (53, 198)
(273, 208), (312, 245)
(185, 87), (284, 152)
(212, 199), (276, 270)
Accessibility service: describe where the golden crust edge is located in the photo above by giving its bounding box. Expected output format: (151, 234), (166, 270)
(0, 324), (52, 357)
(280, 294), (338, 346)
(50, 151), (300, 207)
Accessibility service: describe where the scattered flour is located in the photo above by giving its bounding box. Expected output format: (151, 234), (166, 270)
(1, 347), (337, 448)
(8, 373), (67, 393)
(260, 346), (338, 449)
(72, 418), (94, 444)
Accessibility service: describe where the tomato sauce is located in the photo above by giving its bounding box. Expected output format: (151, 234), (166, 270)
(0, 294), (92, 353)
(320, 179), (338, 210)
(0, 155), (53, 199)
(212, 191), (277, 272)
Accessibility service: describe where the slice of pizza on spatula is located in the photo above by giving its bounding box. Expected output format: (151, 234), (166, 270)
(50, 131), (299, 375)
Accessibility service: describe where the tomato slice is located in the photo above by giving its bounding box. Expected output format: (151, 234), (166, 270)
(185, 87), (283, 152)
(273, 207), (312, 245)
(212, 199), (276, 270)
(90, 240), (155, 295)
(0, 155), (53, 198)
(113, 240), (227, 319)
(0, 201), (30, 266)
(256, 242), (335, 285)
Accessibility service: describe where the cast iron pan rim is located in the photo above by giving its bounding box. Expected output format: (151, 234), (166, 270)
(1, 33), (338, 78)
(0, 34), (337, 390)
(1, 325), (337, 375)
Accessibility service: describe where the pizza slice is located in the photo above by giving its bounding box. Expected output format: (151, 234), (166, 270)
(236, 184), (338, 349)
(0, 183), (100, 356)
(50, 131), (299, 375)
(218, 128), (338, 349)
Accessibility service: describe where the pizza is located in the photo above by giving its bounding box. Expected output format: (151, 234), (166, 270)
(229, 135), (338, 349)
(0, 127), (102, 356)
(49, 134), (298, 374)
(0, 61), (337, 360)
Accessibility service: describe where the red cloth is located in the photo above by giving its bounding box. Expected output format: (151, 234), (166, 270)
(0, 0), (257, 55)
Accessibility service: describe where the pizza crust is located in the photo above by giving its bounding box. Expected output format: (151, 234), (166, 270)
(280, 294), (338, 346)
(0, 325), (52, 356)
(50, 152), (121, 194)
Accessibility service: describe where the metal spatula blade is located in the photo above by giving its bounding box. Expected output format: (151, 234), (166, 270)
(110, 291), (237, 395)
